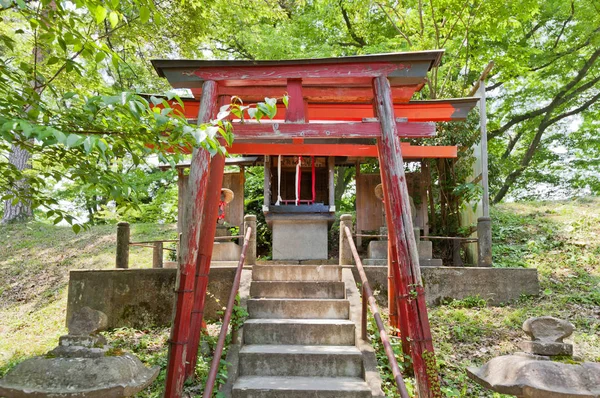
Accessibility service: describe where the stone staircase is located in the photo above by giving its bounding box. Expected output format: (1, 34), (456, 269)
(231, 264), (373, 397)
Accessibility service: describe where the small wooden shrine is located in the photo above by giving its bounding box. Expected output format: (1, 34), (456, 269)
(151, 52), (478, 397)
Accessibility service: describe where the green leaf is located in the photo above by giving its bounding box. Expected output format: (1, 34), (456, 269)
(108, 11), (119, 28)
(53, 130), (67, 144)
(72, 224), (81, 234)
(95, 5), (107, 24)
(95, 51), (106, 63)
(282, 94), (289, 108)
(140, 6), (150, 23)
(66, 134), (82, 148)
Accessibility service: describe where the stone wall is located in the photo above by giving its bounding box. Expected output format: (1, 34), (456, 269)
(356, 266), (540, 306)
(66, 267), (237, 329)
(67, 265), (540, 329)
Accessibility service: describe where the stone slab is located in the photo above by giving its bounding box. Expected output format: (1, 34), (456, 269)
(250, 281), (346, 299)
(212, 241), (242, 261)
(353, 266), (539, 306)
(247, 298), (349, 319)
(238, 345), (363, 377)
(252, 265), (342, 282)
(367, 240), (388, 260)
(243, 319), (355, 345)
(519, 341), (573, 357)
(232, 376), (371, 398)
(271, 217), (329, 260)
(467, 353), (600, 398)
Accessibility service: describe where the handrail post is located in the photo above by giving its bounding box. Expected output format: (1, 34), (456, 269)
(244, 214), (257, 265)
(153, 241), (164, 268)
(339, 214), (353, 265)
(203, 227), (253, 398)
(116, 221), (130, 269)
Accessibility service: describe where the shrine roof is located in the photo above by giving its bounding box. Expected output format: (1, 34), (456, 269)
(151, 51), (444, 90)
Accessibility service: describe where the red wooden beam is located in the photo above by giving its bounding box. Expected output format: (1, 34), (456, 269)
(162, 98), (476, 123)
(190, 85), (421, 104)
(285, 79), (305, 123)
(186, 151), (226, 378)
(374, 75), (441, 397)
(227, 142), (457, 158)
(164, 81), (218, 398)
(190, 62), (412, 82)
(229, 121), (436, 140)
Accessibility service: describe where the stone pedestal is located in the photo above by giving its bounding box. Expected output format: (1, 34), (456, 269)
(270, 214), (331, 260)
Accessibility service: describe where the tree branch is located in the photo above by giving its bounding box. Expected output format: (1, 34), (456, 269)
(339, 0), (366, 47)
(375, 2), (412, 46)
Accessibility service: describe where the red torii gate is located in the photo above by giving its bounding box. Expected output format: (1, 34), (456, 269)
(152, 52), (477, 398)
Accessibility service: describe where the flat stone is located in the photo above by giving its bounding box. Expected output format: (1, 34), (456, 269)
(58, 334), (107, 348)
(523, 316), (574, 343)
(0, 354), (159, 398)
(519, 341), (573, 357)
(68, 306), (108, 335)
(467, 354), (600, 398)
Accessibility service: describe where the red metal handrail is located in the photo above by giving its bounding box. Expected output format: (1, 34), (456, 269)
(343, 225), (410, 398)
(202, 226), (252, 398)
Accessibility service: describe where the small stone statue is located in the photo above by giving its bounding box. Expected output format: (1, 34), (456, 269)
(0, 307), (159, 397)
(467, 316), (600, 398)
(518, 316), (574, 356)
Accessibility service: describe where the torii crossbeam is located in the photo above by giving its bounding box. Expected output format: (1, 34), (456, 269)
(152, 52), (478, 398)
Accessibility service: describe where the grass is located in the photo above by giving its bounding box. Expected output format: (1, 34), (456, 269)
(371, 197), (600, 397)
(0, 222), (177, 372)
(1, 198), (599, 397)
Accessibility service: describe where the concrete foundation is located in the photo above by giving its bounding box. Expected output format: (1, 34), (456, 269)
(354, 266), (539, 306)
(270, 214), (330, 260)
(66, 266), (238, 328)
(67, 265), (540, 330)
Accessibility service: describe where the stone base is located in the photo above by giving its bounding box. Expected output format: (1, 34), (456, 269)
(354, 266), (540, 306)
(519, 341), (573, 356)
(270, 214), (330, 260)
(213, 241), (242, 261)
(363, 258), (442, 266)
(367, 239), (436, 263)
(367, 240), (388, 260)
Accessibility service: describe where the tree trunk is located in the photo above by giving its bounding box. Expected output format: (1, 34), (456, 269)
(2, 1), (55, 223)
(2, 145), (33, 223)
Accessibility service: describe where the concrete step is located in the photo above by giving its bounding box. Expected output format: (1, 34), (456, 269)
(239, 345), (363, 377)
(232, 376), (371, 398)
(252, 265), (342, 282)
(250, 281), (346, 299)
(247, 298), (349, 319)
(244, 319), (355, 345)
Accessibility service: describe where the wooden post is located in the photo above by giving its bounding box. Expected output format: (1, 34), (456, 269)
(374, 76), (440, 397)
(153, 242), (163, 268)
(116, 222), (130, 269)
(177, 168), (188, 235)
(477, 82), (493, 267)
(164, 80), (217, 398)
(263, 155), (271, 212)
(328, 156), (335, 208)
(339, 214), (353, 266)
(186, 150), (226, 378)
(452, 240), (463, 266)
(244, 214), (257, 265)
(187, 94), (231, 377)
(285, 79), (305, 123)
